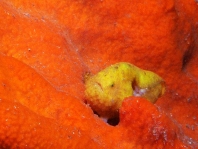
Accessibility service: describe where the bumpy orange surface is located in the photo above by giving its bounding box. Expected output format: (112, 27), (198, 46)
(0, 0), (198, 148)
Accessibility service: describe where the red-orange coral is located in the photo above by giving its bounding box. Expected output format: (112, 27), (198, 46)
(0, 0), (198, 148)
(119, 97), (185, 148)
(0, 99), (98, 148)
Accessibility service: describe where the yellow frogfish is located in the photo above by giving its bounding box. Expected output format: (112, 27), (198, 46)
(85, 62), (165, 119)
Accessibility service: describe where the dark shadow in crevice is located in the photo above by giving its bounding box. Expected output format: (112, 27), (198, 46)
(107, 116), (120, 126)
(182, 43), (194, 70)
(93, 110), (120, 126)
(181, 27), (197, 70)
